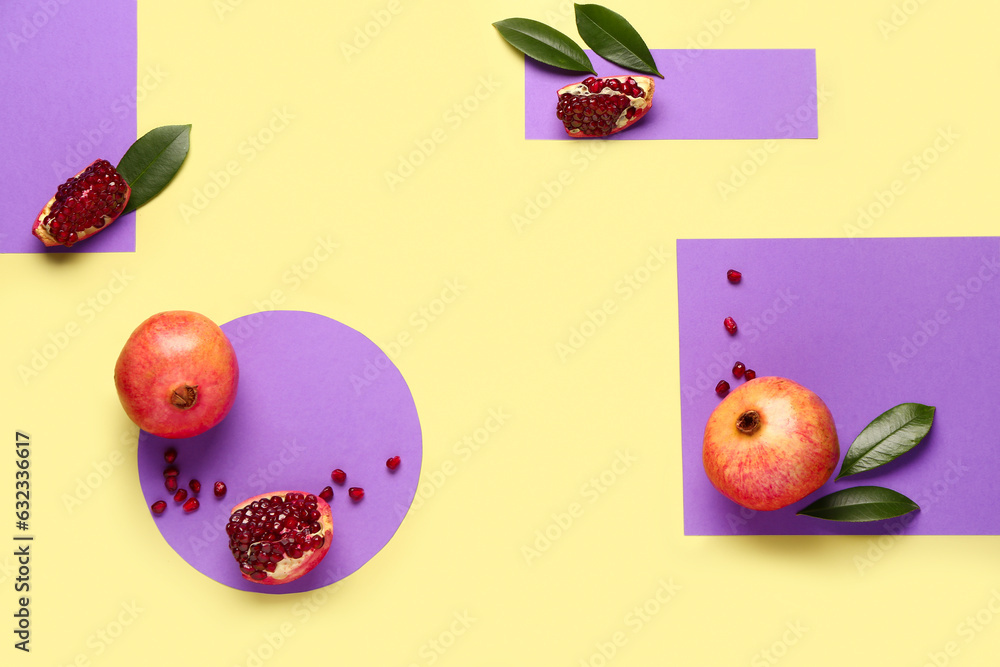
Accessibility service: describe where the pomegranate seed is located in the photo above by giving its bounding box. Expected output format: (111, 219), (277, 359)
(165, 477), (178, 493)
(151, 500), (167, 514)
(183, 497), (200, 513)
(214, 481), (227, 497)
(164, 447), (177, 463)
(348, 487), (364, 501)
(732, 362), (746, 378)
(319, 486), (334, 502)
(724, 317), (738, 335)
(386, 455), (401, 471)
(744, 369), (757, 380)
(174, 489), (188, 503)
(163, 465), (179, 478)
(189, 479), (201, 494)
(715, 380), (730, 397)
(727, 269), (742, 284)
(331, 469), (347, 485)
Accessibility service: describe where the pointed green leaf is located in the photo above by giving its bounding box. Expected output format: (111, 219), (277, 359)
(574, 4), (662, 78)
(797, 486), (919, 522)
(116, 124), (192, 215)
(493, 18), (596, 74)
(836, 403), (935, 480)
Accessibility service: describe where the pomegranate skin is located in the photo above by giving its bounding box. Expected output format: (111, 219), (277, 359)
(229, 491), (333, 585)
(702, 376), (839, 511)
(114, 311), (239, 439)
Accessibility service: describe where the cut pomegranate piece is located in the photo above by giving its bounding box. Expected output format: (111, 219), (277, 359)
(32, 159), (130, 247)
(226, 491), (333, 585)
(555, 75), (655, 138)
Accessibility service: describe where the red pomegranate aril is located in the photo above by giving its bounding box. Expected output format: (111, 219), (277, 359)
(348, 487), (364, 501)
(331, 469), (346, 485)
(189, 479), (201, 494)
(165, 477), (178, 493)
(733, 361), (746, 378)
(214, 481), (227, 497)
(715, 380), (730, 397)
(183, 497), (200, 513)
(151, 500), (167, 514)
(163, 465), (179, 478)
(164, 447), (177, 464)
(745, 369), (757, 380)
(724, 317), (738, 335)
(386, 455), (401, 471)
(319, 486), (333, 502)
(174, 488), (188, 503)
(727, 269), (742, 284)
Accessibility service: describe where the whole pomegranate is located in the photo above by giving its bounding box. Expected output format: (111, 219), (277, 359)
(227, 491), (333, 585)
(556, 75), (654, 137)
(32, 159), (131, 247)
(114, 311), (239, 438)
(702, 376), (839, 511)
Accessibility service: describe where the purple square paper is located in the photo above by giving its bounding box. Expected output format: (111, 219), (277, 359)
(0, 0), (137, 253)
(526, 49), (817, 140)
(678, 238), (1000, 535)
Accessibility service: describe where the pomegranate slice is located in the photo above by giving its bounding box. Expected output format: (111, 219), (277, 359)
(226, 491), (333, 585)
(555, 75), (655, 138)
(32, 159), (130, 247)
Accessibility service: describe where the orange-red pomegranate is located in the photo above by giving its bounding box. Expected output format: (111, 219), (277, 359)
(227, 491), (333, 585)
(114, 311), (239, 439)
(703, 376), (840, 511)
(556, 75), (655, 137)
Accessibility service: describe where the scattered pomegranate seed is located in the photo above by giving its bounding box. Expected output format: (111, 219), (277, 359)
(165, 477), (178, 493)
(163, 465), (179, 478)
(331, 469), (347, 485)
(744, 369), (757, 380)
(189, 479), (201, 494)
(319, 486), (334, 502)
(733, 361), (746, 378)
(174, 488), (188, 503)
(724, 317), (738, 335)
(213, 481), (227, 498)
(164, 447), (177, 464)
(715, 380), (730, 397)
(183, 497), (200, 513)
(386, 456), (401, 471)
(348, 487), (364, 501)
(727, 269), (742, 284)
(151, 500), (167, 514)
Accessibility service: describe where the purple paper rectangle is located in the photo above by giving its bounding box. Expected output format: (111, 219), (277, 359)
(678, 238), (1000, 535)
(0, 0), (137, 254)
(526, 49), (817, 140)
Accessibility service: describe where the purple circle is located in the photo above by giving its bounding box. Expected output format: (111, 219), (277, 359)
(137, 311), (422, 593)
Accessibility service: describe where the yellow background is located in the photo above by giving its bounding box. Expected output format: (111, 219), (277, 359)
(4, 1), (1000, 665)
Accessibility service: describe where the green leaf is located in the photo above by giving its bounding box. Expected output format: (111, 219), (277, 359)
(116, 124), (191, 215)
(493, 18), (596, 74)
(796, 486), (919, 522)
(574, 4), (662, 78)
(836, 403), (935, 480)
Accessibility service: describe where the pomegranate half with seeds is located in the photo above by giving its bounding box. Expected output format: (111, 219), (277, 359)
(556, 75), (655, 137)
(114, 311), (239, 439)
(32, 159), (130, 247)
(227, 491), (333, 585)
